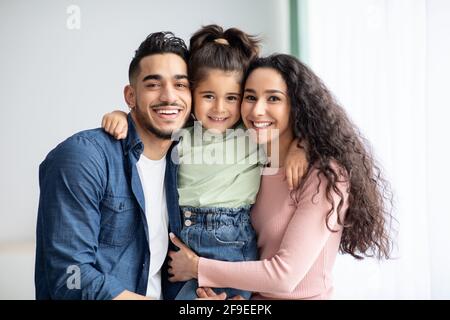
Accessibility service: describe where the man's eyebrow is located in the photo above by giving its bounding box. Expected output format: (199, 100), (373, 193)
(142, 74), (188, 82)
(174, 75), (189, 80)
(142, 74), (161, 82)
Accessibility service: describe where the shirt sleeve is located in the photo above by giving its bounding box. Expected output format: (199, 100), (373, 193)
(198, 167), (349, 294)
(37, 135), (126, 300)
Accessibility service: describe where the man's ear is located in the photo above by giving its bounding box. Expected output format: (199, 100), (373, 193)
(124, 85), (136, 110)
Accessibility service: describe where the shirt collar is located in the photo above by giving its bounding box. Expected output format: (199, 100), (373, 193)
(122, 113), (181, 160)
(121, 113), (143, 156)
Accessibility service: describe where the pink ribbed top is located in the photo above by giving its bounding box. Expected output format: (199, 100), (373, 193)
(198, 165), (349, 299)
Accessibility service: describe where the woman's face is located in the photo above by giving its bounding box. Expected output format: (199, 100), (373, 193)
(241, 67), (291, 145)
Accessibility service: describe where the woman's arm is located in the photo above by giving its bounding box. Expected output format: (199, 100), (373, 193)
(168, 167), (349, 294)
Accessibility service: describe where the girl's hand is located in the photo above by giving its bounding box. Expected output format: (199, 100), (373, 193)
(195, 288), (227, 300)
(285, 138), (309, 190)
(196, 288), (246, 300)
(101, 110), (128, 140)
(167, 233), (199, 282)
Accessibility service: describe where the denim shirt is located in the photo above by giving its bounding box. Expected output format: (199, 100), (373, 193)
(35, 114), (182, 300)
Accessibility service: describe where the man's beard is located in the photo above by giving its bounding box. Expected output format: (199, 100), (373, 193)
(134, 102), (182, 140)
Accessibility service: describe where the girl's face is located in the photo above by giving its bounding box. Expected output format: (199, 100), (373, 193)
(241, 67), (292, 145)
(193, 69), (242, 133)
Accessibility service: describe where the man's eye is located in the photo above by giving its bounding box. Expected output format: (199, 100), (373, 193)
(146, 83), (159, 88)
(176, 83), (188, 88)
(203, 94), (214, 100)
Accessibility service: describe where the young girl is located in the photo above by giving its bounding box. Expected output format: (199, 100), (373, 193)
(167, 54), (393, 300)
(102, 26), (307, 300)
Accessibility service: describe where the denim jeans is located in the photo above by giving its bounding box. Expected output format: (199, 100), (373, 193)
(175, 205), (258, 300)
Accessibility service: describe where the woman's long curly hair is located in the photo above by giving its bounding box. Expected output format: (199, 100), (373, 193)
(245, 54), (393, 260)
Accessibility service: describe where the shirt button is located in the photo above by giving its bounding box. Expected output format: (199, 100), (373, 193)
(184, 211), (192, 218)
(184, 219), (192, 227)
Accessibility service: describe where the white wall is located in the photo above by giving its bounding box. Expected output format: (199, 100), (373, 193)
(0, 0), (290, 299)
(426, 0), (450, 300)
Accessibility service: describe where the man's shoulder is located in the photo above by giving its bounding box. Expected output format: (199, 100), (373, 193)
(45, 128), (122, 163)
(71, 127), (120, 148)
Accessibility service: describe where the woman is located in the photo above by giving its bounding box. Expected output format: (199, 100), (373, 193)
(168, 54), (393, 299)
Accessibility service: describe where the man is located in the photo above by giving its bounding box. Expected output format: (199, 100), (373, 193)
(35, 32), (191, 299)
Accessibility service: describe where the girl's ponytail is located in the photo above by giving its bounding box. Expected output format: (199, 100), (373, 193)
(188, 25), (260, 89)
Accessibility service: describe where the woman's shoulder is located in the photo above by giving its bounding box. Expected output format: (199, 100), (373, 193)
(308, 159), (348, 181)
(299, 159), (350, 198)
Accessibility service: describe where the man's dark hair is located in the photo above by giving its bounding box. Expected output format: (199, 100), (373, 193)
(128, 32), (189, 83)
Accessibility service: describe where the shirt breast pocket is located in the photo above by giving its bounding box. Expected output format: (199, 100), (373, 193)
(99, 196), (139, 247)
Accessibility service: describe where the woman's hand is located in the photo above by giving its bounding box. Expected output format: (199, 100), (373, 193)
(196, 287), (246, 300)
(101, 110), (129, 140)
(167, 233), (200, 282)
(285, 138), (309, 190)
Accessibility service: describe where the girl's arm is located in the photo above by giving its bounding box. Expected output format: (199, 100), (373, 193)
(101, 110), (129, 139)
(168, 166), (349, 294)
(285, 138), (309, 190)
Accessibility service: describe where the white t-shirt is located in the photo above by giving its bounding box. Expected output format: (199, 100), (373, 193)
(136, 154), (169, 300)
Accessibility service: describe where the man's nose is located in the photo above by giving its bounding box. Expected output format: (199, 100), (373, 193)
(160, 85), (177, 103)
